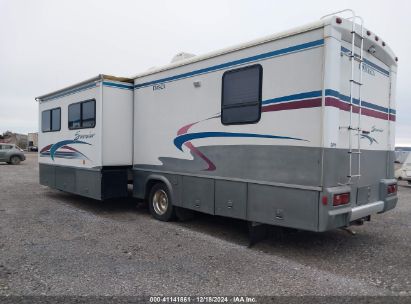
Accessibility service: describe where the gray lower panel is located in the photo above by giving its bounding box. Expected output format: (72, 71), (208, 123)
(132, 147), (396, 232)
(55, 166), (76, 193)
(136, 145), (322, 187)
(182, 176), (214, 215)
(133, 169), (321, 231)
(39, 164), (56, 188)
(323, 149), (395, 188)
(39, 164), (128, 200)
(76, 169), (102, 198)
(247, 183), (319, 231)
(215, 180), (247, 219)
(135, 146), (394, 191)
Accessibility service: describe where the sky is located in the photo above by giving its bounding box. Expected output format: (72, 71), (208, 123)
(0, 0), (410, 145)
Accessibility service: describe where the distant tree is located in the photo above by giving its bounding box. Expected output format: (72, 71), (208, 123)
(17, 138), (27, 149)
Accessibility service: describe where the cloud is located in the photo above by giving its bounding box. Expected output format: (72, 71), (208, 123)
(0, 0), (410, 146)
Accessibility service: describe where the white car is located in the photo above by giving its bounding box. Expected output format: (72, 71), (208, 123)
(395, 151), (411, 184)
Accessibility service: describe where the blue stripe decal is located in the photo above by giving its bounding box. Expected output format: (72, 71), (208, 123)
(340, 47), (390, 77)
(261, 89), (395, 115)
(102, 81), (134, 90)
(49, 140), (91, 161)
(325, 89), (395, 114)
(174, 132), (307, 151)
(135, 39), (325, 89)
(42, 83), (97, 101)
(262, 90), (322, 105)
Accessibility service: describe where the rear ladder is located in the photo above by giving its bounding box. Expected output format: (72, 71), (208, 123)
(322, 9), (365, 184)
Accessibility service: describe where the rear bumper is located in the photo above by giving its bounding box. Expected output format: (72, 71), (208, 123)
(350, 201), (384, 221)
(319, 179), (398, 231)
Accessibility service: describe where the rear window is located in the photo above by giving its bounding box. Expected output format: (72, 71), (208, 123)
(68, 99), (96, 129)
(0, 145), (13, 150)
(41, 108), (61, 132)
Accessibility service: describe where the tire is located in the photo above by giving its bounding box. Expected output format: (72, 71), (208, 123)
(148, 183), (175, 221)
(10, 156), (21, 165)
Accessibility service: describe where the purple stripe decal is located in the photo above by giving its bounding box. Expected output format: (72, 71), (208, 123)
(262, 98), (322, 112)
(325, 97), (395, 122)
(260, 96), (395, 122)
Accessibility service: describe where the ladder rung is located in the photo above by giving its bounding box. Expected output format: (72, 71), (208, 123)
(348, 151), (362, 154)
(350, 79), (363, 85)
(353, 56), (363, 63)
(348, 175), (361, 178)
(351, 31), (364, 39)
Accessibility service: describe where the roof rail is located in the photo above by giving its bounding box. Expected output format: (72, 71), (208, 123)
(320, 9), (364, 29)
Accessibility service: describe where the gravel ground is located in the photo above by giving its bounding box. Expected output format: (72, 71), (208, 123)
(0, 153), (410, 296)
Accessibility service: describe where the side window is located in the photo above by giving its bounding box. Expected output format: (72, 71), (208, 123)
(68, 103), (81, 129)
(68, 99), (96, 130)
(41, 108), (61, 132)
(51, 108), (61, 131)
(221, 65), (262, 125)
(82, 100), (96, 128)
(42, 110), (51, 132)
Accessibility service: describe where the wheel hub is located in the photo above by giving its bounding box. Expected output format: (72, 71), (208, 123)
(153, 189), (168, 215)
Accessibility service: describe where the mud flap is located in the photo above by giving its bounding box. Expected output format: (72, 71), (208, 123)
(248, 222), (269, 247)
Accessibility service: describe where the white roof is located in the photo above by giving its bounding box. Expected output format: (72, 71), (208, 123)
(131, 18), (330, 79)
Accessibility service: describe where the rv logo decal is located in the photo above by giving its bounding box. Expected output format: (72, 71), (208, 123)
(74, 131), (95, 141)
(371, 126), (383, 133)
(153, 83), (165, 91)
(40, 139), (91, 161)
(359, 126), (383, 145)
(360, 134), (378, 145)
(360, 64), (376, 77)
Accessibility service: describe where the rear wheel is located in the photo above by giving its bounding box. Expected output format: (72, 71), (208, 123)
(148, 183), (175, 221)
(10, 156), (21, 165)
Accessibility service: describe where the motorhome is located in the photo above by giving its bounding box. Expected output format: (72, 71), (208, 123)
(37, 11), (398, 233)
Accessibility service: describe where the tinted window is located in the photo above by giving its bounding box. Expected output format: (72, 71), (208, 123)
(68, 103), (81, 129)
(42, 110), (51, 132)
(82, 100), (95, 128)
(51, 108), (61, 131)
(42, 108), (60, 132)
(68, 99), (95, 129)
(221, 65), (262, 125)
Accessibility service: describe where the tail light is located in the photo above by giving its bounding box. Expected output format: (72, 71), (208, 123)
(333, 193), (350, 206)
(387, 184), (397, 195)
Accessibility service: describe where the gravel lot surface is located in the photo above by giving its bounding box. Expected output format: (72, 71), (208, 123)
(0, 153), (410, 296)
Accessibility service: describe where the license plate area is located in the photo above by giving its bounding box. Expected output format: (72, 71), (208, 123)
(356, 186), (371, 206)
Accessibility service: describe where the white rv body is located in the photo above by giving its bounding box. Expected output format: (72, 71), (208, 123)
(37, 75), (134, 200)
(37, 14), (398, 232)
(132, 16), (397, 231)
